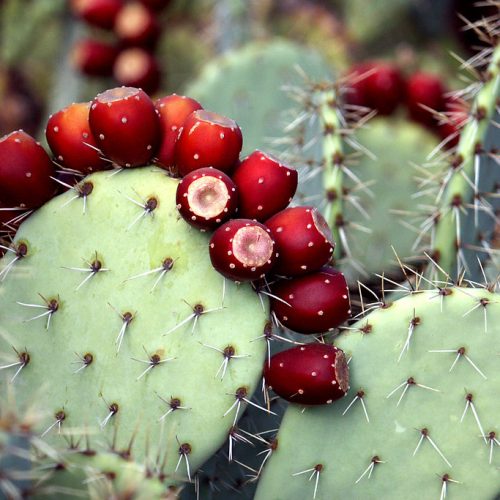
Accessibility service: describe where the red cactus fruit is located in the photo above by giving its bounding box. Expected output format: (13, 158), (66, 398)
(0, 131), (56, 208)
(71, 0), (123, 30)
(265, 206), (334, 277)
(176, 168), (238, 230)
(155, 94), (203, 171)
(209, 219), (277, 282)
(175, 110), (243, 177)
(89, 87), (161, 167)
(345, 61), (405, 116)
(71, 39), (119, 78)
(138, 0), (171, 10)
(270, 267), (351, 334)
(231, 150), (298, 221)
(113, 48), (161, 95)
(114, 2), (160, 49)
(46, 102), (109, 174)
(264, 343), (349, 405)
(406, 72), (446, 128)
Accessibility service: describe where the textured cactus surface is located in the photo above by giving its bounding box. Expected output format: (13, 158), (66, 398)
(256, 287), (500, 499)
(185, 40), (331, 155)
(0, 167), (268, 483)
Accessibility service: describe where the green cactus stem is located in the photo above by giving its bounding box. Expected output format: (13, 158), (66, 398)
(0, 167), (268, 485)
(256, 284), (500, 499)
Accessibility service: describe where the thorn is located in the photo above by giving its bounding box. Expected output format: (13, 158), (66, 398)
(413, 428), (451, 468)
(342, 390), (369, 422)
(355, 456), (385, 484)
(428, 347), (487, 379)
(131, 347), (175, 380)
(292, 463), (323, 499)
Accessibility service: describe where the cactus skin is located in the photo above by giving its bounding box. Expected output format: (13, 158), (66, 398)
(0, 167), (268, 483)
(184, 40), (332, 156)
(256, 287), (500, 499)
(421, 42), (500, 280)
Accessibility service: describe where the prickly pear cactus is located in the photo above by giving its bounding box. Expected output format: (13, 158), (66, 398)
(0, 167), (268, 483)
(256, 286), (500, 499)
(185, 40), (332, 155)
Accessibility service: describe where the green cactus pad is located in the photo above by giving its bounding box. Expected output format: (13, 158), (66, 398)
(185, 40), (332, 155)
(256, 287), (500, 499)
(0, 167), (268, 483)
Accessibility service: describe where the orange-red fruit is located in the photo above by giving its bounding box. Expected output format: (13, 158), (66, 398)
(114, 2), (160, 49)
(209, 219), (277, 282)
(46, 102), (109, 174)
(0, 131), (56, 208)
(176, 168), (238, 230)
(406, 72), (446, 128)
(71, 39), (119, 78)
(89, 87), (161, 167)
(270, 267), (351, 334)
(264, 343), (349, 405)
(175, 110), (243, 177)
(232, 150), (298, 221)
(345, 61), (405, 116)
(155, 94), (203, 171)
(113, 48), (161, 95)
(265, 206), (334, 277)
(71, 0), (123, 29)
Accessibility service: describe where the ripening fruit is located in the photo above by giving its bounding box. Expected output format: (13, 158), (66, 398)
(0, 131), (56, 208)
(155, 94), (203, 171)
(176, 167), (238, 230)
(46, 102), (109, 174)
(406, 72), (446, 128)
(266, 206), (334, 277)
(232, 150), (298, 221)
(270, 267), (351, 334)
(175, 110), (243, 177)
(71, 0), (123, 30)
(71, 39), (119, 78)
(89, 87), (161, 167)
(113, 48), (161, 95)
(209, 219), (277, 281)
(114, 2), (160, 49)
(264, 343), (349, 405)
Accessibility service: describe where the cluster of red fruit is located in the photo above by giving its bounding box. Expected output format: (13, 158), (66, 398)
(345, 61), (468, 148)
(70, 0), (170, 94)
(0, 85), (351, 407)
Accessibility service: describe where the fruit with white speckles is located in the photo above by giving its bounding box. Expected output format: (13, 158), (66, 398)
(155, 94), (203, 171)
(89, 87), (161, 167)
(46, 102), (109, 174)
(176, 167), (238, 230)
(266, 206), (335, 277)
(264, 343), (349, 405)
(209, 219), (277, 281)
(270, 267), (351, 333)
(0, 130), (56, 208)
(175, 110), (242, 177)
(232, 150), (298, 221)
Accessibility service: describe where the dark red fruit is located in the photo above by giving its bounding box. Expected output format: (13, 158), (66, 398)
(406, 72), (446, 128)
(89, 87), (161, 167)
(114, 2), (160, 49)
(71, 39), (119, 78)
(265, 206), (334, 277)
(232, 150), (298, 221)
(138, 0), (170, 11)
(270, 267), (351, 334)
(113, 48), (161, 95)
(0, 131), (56, 208)
(209, 219), (277, 282)
(176, 168), (238, 230)
(71, 0), (123, 29)
(0, 200), (26, 233)
(264, 343), (349, 405)
(345, 62), (405, 115)
(46, 102), (109, 174)
(155, 95), (203, 171)
(175, 110), (243, 177)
